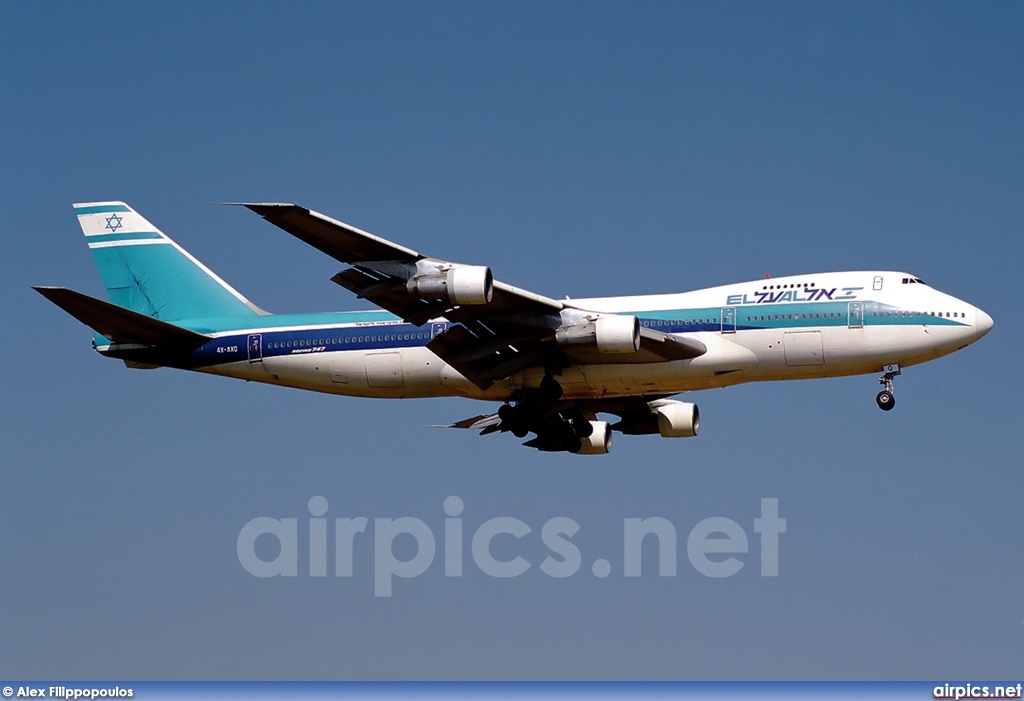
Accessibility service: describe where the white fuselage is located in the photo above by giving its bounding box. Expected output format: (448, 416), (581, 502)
(191, 271), (991, 402)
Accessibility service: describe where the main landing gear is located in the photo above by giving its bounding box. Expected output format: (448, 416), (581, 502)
(497, 375), (601, 452)
(498, 375), (565, 439)
(876, 363), (900, 411)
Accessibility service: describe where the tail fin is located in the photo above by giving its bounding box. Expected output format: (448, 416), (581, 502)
(73, 201), (265, 320)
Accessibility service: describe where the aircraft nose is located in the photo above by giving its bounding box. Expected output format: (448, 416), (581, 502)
(975, 308), (994, 340)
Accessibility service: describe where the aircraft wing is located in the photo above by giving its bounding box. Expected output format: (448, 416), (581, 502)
(240, 203), (422, 264)
(240, 203), (705, 389)
(240, 203), (562, 323)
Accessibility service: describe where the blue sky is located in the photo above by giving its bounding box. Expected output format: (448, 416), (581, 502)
(2, 1), (1022, 680)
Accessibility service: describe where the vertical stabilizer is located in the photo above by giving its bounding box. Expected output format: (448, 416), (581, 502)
(74, 201), (264, 320)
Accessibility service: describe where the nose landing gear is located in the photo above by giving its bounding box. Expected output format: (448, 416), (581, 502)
(876, 363), (900, 411)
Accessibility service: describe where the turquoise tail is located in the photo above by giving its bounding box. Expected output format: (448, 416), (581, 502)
(74, 201), (265, 320)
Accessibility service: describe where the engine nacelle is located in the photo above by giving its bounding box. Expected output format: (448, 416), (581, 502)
(575, 420), (612, 455)
(654, 401), (700, 438)
(406, 265), (493, 305)
(555, 315), (640, 354)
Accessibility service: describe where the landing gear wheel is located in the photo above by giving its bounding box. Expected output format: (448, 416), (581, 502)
(499, 404), (530, 437)
(570, 417), (594, 439)
(540, 375), (563, 401)
(876, 364), (900, 412)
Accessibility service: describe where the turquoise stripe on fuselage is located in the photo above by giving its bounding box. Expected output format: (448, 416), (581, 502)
(633, 300), (967, 331)
(152, 297), (968, 370)
(178, 309), (401, 334)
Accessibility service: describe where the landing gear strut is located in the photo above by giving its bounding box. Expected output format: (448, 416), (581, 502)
(498, 374), (566, 439)
(876, 363), (900, 411)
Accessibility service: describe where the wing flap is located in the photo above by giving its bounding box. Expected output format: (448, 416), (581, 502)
(330, 268), (448, 323)
(426, 322), (555, 390)
(448, 413), (502, 430)
(638, 326), (707, 360)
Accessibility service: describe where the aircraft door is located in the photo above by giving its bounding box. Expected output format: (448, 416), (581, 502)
(848, 302), (864, 329)
(430, 322), (447, 339)
(720, 307), (737, 334)
(247, 334), (263, 362)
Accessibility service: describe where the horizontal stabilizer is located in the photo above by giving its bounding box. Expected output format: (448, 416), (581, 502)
(34, 286), (210, 347)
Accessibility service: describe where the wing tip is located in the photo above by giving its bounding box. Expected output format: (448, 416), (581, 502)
(210, 202), (304, 213)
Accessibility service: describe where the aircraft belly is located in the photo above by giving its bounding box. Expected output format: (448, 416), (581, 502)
(505, 334), (760, 398)
(196, 323), (976, 401)
(200, 348), (457, 400)
(737, 324), (974, 382)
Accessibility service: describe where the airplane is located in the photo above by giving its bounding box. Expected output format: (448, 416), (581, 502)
(36, 201), (994, 455)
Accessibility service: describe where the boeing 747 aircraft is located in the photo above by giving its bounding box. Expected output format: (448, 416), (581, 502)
(37, 202), (993, 454)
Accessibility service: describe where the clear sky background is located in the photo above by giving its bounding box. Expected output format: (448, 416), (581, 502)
(2, 1), (1022, 680)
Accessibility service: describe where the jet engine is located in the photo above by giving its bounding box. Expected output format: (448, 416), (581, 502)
(612, 399), (700, 438)
(406, 265), (493, 305)
(653, 400), (700, 438)
(555, 315), (641, 353)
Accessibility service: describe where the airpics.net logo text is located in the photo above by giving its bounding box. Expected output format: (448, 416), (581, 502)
(237, 497), (786, 596)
